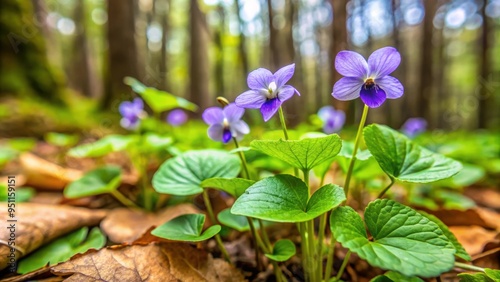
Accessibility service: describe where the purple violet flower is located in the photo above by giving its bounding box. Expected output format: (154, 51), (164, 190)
(119, 98), (145, 130)
(401, 117), (427, 138)
(167, 109), (188, 126)
(202, 103), (250, 143)
(318, 106), (346, 134)
(332, 47), (403, 108)
(235, 64), (300, 122)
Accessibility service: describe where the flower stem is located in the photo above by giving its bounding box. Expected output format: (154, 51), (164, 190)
(247, 218), (262, 270)
(454, 262), (486, 272)
(277, 106), (299, 177)
(202, 189), (231, 263)
(324, 235), (336, 281)
(110, 190), (141, 210)
(233, 138), (250, 179)
(377, 176), (395, 198)
(335, 250), (351, 281)
(343, 104), (369, 201)
(278, 106), (289, 140)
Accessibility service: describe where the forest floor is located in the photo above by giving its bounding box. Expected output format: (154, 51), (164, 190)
(0, 141), (499, 282)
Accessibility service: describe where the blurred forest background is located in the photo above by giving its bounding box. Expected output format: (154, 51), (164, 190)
(1, 0), (499, 136)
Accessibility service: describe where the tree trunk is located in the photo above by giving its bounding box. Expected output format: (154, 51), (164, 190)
(417, 0), (437, 124)
(234, 0), (249, 79)
(70, 1), (94, 97)
(478, 0), (493, 128)
(329, 0), (348, 112)
(159, 0), (171, 91)
(103, 0), (139, 109)
(0, 0), (63, 102)
(189, 0), (211, 110)
(214, 5), (225, 99)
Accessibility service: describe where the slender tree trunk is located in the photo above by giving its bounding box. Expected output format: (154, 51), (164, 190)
(388, 0), (406, 127)
(104, 0), (139, 108)
(189, 0), (210, 109)
(234, 0), (249, 79)
(417, 0), (437, 123)
(159, 0), (171, 90)
(478, 0), (493, 128)
(267, 0), (279, 69)
(330, 0), (348, 112)
(70, 1), (93, 97)
(214, 5), (225, 99)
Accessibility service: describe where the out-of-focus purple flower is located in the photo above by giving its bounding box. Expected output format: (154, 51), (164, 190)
(332, 47), (403, 108)
(167, 109), (188, 126)
(401, 118), (427, 137)
(235, 64), (300, 122)
(317, 106), (345, 134)
(202, 103), (250, 143)
(119, 98), (145, 129)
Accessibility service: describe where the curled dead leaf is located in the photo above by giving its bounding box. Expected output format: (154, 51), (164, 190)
(449, 226), (498, 256)
(425, 207), (500, 231)
(100, 203), (200, 243)
(20, 153), (82, 190)
(51, 242), (245, 282)
(0, 203), (107, 270)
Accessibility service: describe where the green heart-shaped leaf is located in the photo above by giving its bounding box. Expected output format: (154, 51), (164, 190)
(250, 134), (342, 171)
(363, 124), (462, 183)
(17, 227), (105, 274)
(141, 133), (173, 152)
(44, 132), (80, 147)
(335, 141), (384, 180)
(231, 175), (345, 223)
(201, 177), (255, 198)
(217, 208), (253, 232)
(370, 271), (424, 282)
(124, 77), (198, 113)
(68, 135), (135, 158)
(418, 211), (470, 261)
(330, 199), (455, 278)
(265, 239), (296, 262)
(64, 166), (122, 198)
(458, 268), (500, 282)
(151, 214), (221, 242)
(152, 149), (241, 196)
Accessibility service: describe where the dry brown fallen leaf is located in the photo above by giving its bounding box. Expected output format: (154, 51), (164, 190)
(100, 203), (200, 243)
(449, 226), (498, 256)
(0, 203), (107, 271)
(19, 153), (83, 190)
(425, 207), (500, 231)
(51, 242), (245, 282)
(465, 187), (500, 210)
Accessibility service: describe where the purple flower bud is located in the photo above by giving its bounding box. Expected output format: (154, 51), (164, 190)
(235, 64), (300, 122)
(317, 106), (345, 134)
(332, 47), (403, 108)
(119, 98), (145, 130)
(202, 103), (250, 144)
(167, 109), (188, 126)
(401, 118), (427, 137)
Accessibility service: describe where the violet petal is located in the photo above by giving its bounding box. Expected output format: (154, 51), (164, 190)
(202, 107), (225, 125)
(260, 98), (282, 122)
(231, 120), (250, 136)
(222, 129), (232, 143)
(274, 64), (295, 88)
(207, 124), (224, 141)
(367, 47), (401, 78)
(223, 103), (245, 122)
(277, 85), (297, 102)
(335, 51), (369, 78)
(332, 77), (363, 101)
(360, 86), (387, 108)
(235, 90), (267, 109)
(376, 76), (404, 99)
(247, 68), (274, 90)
